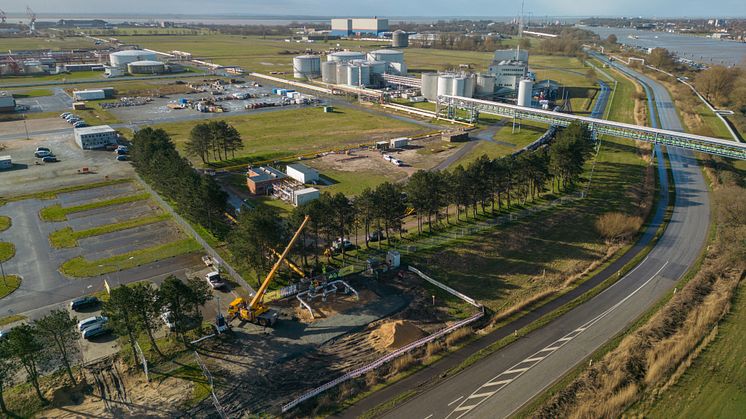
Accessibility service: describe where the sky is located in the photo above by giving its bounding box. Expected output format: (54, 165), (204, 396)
(0, 0), (743, 18)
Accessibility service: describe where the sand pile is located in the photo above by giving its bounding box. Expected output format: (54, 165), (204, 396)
(369, 320), (426, 351)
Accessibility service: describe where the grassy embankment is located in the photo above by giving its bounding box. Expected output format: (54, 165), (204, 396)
(154, 106), (426, 167)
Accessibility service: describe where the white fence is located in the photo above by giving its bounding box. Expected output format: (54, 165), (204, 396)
(281, 266), (484, 413)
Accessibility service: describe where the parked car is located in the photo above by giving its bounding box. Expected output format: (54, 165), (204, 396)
(70, 296), (100, 311)
(35, 147), (50, 153)
(78, 316), (108, 332)
(64, 115), (78, 122)
(82, 324), (111, 339)
(368, 229), (385, 242)
(116, 155), (128, 161)
(67, 118), (81, 124)
(115, 148), (128, 155)
(34, 150), (52, 158)
(116, 145), (129, 153)
(205, 271), (226, 289)
(60, 112), (72, 118)
(73, 121), (88, 128)
(331, 238), (354, 252)
(42, 156), (59, 163)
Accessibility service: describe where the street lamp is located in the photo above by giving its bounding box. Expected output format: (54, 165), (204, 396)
(98, 256), (135, 289)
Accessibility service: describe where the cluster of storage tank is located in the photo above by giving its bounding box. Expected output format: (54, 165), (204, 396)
(420, 72), (501, 101)
(313, 49), (407, 86)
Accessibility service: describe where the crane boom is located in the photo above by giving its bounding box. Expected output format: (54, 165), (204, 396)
(249, 215), (310, 309)
(0, 10), (6, 24)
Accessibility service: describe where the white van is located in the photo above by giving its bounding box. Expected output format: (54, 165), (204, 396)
(78, 316), (108, 332)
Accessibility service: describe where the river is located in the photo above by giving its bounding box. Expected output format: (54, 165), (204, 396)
(583, 25), (746, 67)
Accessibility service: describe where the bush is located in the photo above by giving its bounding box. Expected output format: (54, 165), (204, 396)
(595, 212), (643, 242)
(445, 327), (472, 348)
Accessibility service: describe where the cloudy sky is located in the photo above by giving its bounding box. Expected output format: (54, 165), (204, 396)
(1, 0), (743, 17)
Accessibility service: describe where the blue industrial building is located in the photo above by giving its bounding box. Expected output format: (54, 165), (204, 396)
(330, 18), (389, 37)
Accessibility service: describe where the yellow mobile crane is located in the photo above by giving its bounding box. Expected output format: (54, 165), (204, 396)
(269, 247), (306, 278)
(227, 215), (310, 326)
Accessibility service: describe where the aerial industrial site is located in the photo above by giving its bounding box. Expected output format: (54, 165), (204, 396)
(0, 2), (744, 418)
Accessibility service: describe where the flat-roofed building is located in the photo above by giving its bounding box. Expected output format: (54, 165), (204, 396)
(74, 125), (118, 149)
(246, 166), (287, 195)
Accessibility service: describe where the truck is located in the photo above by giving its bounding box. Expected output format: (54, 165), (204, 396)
(205, 271), (226, 289)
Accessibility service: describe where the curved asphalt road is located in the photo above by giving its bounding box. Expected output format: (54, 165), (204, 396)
(373, 58), (710, 419)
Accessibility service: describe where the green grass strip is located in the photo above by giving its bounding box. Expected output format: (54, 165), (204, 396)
(0, 242), (15, 263)
(40, 192), (149, 222)
(0, 274), (21, 299)
(0, 216), (10, 232)
(49, 213), (171, 249)
(0, 314), (25, 327)
(0, 178), (132, 206)
(60, 238), (202, 278)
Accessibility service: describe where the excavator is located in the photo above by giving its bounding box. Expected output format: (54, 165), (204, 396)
(227, 215), (310, 327)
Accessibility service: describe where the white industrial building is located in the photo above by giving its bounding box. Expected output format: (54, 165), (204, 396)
(0, 156), (12, 170)
(292, 187), (320, 207)
(331, 18), (389, 37)
(487, 48), (530, 93)
(286, 163), (319, 184)
(320, 49), (407, 87)
(390, 137), (409, 148)
(73, 89), (106, 101)
(74, 125), (118, 149)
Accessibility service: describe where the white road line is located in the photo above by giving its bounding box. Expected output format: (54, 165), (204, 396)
(484, 379), (513, 387)
(424, 415), (434, 419)
(447, 260), (670, 419)
(447, 396), (463, 406)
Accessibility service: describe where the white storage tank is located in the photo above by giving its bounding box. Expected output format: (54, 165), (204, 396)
(293, 55), (321, 79)
(336, 63), (349, 85)
(464, 74), (476, 98)
(367, 49), (404, 65)
(110, 50), (157, 68)
(421, 73), (438, 101)
(517, 79), (534, 107)
(346, 63), (370, 86)
(127, 60), (165, 74)
(368, 60), (387, 75)
(437, 74), (454, 97)
(327, 51), (366, 63)
(451, 76), (466, 97)
(321, 61), (337, 83)
(476, 73), (496, 96)
(392, 30), (409, 48)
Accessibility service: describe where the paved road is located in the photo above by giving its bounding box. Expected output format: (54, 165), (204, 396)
(350, 59), (709, 419)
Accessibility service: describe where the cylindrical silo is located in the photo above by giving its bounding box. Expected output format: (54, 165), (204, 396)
(517, 79), (534, 107)
(368, 60), (387, 75)
(367, 49), (404, 65)
(127, 60), (165, 74)
(336, 63), (350, 85)
(392, 30), (409, 48)
(437, 74), (454, 97)
(358, 63), (370, 86)
(476, 73), (496, 96)
(421, 73), (438, 101)
(293, 55), (321, 79)
(110, 50), (157, 68)
(321, 61), (337, 83)
(464, 74), (475, 98)
(451, 76), (466, 97)
(328, 51), (366, 64)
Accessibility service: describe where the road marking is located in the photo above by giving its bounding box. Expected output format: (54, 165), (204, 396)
(484, 379), (513, 387)
(424, 415), (434, 419)
(447, 260), (670, 418)
(447, 396), (463, 406)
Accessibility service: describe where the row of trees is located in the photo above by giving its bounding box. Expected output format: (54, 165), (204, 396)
(225, 123), (594, 280)
(184, 120), (244, 164)
(0, 310), (81, 412)
(130, 127), (229, 238)
(416, 33), (529, 53)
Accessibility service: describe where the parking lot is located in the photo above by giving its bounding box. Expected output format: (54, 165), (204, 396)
(14, 88), (74, 113)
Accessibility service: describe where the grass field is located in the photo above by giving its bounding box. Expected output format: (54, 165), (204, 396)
(0, 313), (25, 327)
(0, 216), (10, 232)
(0, 242), (16, 263)
(456, 121), (550, 166)
(0, 274), (21, 299)
(11, 89), (53, 98)
(154, 106), (426, 167)
(637, 282), (746, 418)
(60, 238), (202, 278)
(39, 192), (149, 222)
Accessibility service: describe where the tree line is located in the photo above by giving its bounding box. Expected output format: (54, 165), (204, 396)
(184, 120), (245, 164)
(226, 122), (594, 281)
(130, 127), (229, 238)
(0, 277), (213, 414)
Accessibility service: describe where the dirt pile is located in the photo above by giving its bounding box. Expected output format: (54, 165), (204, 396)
(369, 320), (426, 351)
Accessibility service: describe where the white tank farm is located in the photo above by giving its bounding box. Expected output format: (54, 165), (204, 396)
(367, 60), (387, 75)
(421, 73), (439, 101)
(476, 73), (496, 96)
(336, 63), (349, 85)
(127, 60), (165, 74)
(293, 55), (321, 79)
(437, 74), (454, 97)
(110, 50), (157, 68)
(517, 79), (534, 107)
(327, 51), (366, 63)
(345, 63), (370, 86)
(321, 61), (337, 83)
